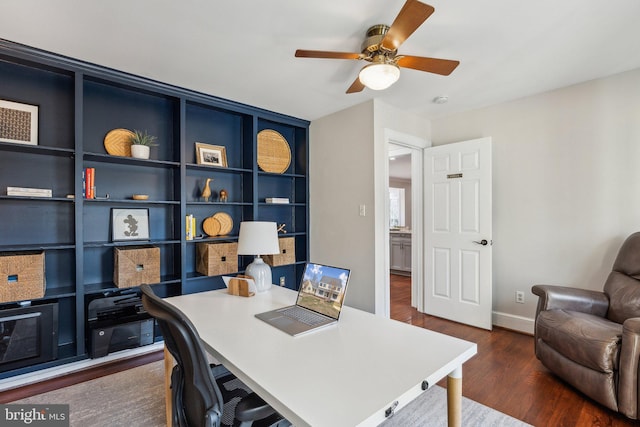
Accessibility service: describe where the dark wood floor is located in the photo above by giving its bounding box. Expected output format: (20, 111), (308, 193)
(390, 274), (636, 427)
(1, 277), (636, 426)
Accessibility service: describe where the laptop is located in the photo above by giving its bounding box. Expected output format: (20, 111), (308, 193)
(255, 262), (351, 336)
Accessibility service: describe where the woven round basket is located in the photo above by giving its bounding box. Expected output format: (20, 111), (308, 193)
(104, 128), (134, 157)
(202, 216), (221, 237)
(212, 212), (233, 235)
(257, 129), (291, 174)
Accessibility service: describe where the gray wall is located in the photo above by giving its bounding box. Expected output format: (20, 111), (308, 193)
(310, 99), (429, 314)
(309, 101), (376, 312)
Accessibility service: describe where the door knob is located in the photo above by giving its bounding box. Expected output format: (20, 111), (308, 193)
(473, 239), (489, 246)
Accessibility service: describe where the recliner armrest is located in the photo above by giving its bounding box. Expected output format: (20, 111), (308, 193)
(531, 284), (609, 318)
(619, 318), (640, 419)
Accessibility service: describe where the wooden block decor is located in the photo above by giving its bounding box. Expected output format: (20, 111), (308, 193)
(228, 275), (254, 297)
(196, 242), (238, 276)
(114, 246), (160, 288)
(263, 237), (295, 267)
(0, 251), (45, 302)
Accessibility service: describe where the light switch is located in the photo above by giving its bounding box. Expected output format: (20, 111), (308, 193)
(359, 204), (366, 216)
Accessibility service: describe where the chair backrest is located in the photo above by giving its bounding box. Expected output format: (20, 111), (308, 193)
(603, 232), (640, 324)
(140, 284), (223, 426)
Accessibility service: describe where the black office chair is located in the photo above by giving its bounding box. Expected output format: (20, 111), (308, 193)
(140, 284), (289, 427)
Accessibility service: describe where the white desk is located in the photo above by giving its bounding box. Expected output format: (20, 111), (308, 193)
(165, 286), (477, 427)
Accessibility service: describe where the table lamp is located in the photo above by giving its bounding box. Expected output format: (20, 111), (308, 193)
(237, 221), (280, 292)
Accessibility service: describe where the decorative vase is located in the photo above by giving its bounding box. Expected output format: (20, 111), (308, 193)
(130, 144), (150, 159)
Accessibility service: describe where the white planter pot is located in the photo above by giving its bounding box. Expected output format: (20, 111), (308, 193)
(131, 144), (150, 159)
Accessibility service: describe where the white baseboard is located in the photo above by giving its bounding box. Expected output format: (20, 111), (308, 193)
(492, 311), (534, 335)
(0, 342), (164, 393)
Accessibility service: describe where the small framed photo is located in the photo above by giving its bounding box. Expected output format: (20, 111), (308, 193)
(195, 142), (228, 167)
(111, 208), (150, 242)
(0, 99), (39, 145)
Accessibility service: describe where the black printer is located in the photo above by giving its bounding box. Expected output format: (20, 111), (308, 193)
(87, 289), (154, 358)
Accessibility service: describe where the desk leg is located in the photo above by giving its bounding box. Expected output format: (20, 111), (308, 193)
(447, 366), (462, 427)
(164, 346), (175, 427)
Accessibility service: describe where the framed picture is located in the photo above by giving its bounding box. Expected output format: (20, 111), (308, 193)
(0, 99), (39, 145)
(195, 142), (228, 167)
(111, 208), (150, 242)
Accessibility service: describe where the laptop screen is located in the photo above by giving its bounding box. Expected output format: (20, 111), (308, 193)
(296, 263), (351, 320)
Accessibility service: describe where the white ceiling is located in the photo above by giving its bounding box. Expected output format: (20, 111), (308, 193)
(2, 1), (640, 121)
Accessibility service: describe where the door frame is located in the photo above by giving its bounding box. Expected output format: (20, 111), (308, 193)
(383, 129), (430, 315)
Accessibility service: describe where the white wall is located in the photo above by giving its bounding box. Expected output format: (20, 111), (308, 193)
(431, 68), (640, 332)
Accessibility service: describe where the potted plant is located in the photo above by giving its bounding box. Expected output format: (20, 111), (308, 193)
(130, 130), (157, 159)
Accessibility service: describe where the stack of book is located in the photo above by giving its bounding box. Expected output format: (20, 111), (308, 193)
(265, 197), (290, 204)
(7, 186), (52, 198)
(83, 167), (96, 199)
(185, 214), (197, 240)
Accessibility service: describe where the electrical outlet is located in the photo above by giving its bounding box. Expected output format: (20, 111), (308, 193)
(515, 291), (525, 304)
(280, 276), (285, 287)
(359, 204), (366, 216)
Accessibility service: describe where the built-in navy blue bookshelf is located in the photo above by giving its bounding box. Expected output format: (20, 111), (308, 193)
(0, 39), (309, 380)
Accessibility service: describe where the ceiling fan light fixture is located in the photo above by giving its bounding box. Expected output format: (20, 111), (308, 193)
(358, 63), (400, 91)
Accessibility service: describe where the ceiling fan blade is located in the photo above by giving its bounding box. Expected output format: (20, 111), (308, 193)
(346, 77), (365, 94)
(295, 49), (362, 60)
(381, 0), (435, 51)
(396, 55), (459, 75)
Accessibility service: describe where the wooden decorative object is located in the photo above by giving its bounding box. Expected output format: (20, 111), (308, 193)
(201, 178), (213, 202)
(104, 128), (134, 157)
(263, 237), (295, 267)
(196, 242), (238, 276)
(113, 246), (160, 288)
(202, 216), (221, 237)
(228, 274), (254, 297)
(0, 251), (45, 302)
(257, 129), (291, 173)
(212, 212), (233, 235)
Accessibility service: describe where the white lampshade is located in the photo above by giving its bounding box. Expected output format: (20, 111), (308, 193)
(237, 221), (280, 292)
(358, 63), (400, 91)
(237, 221), (280, 255)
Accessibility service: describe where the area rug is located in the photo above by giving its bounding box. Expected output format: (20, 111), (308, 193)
(11, 361), (530, 427)
(380, 386), (531, 427)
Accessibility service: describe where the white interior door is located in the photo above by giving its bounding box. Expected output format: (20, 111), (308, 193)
(424, 137), (492, 330)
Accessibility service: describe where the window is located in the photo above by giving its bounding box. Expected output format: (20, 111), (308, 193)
(389, 187), (405, 228)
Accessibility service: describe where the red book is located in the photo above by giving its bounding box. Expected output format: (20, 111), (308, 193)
(86, 167), (94, 199)
(90, 168), (95, 199)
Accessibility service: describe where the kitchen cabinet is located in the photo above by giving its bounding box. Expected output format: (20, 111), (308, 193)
(390, 232), (411, 274)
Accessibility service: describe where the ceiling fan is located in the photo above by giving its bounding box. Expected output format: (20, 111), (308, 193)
(295, 0), (459, 93)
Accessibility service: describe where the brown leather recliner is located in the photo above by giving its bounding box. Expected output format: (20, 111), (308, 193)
(532, 231), (640, 420)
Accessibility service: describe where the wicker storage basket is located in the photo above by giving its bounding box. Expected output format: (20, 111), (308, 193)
(114, 246), (160, 288)
(257, 129), (291, 174)
(0, 251), (45, 302)
(196, 242), (238, 276)
(263, 237), (295, 267)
